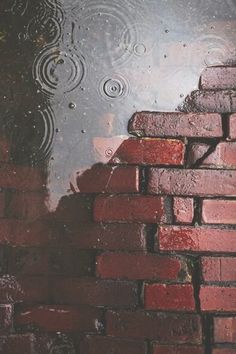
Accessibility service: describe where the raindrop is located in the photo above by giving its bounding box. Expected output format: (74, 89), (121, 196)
(68, 102), (76, 109)
(99, 74), (129, 100)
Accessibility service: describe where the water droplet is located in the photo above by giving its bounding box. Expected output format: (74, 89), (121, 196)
(68, 102), (76, 109)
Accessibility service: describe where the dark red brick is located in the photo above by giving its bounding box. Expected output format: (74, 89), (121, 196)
(0, 137), (10, 162)
(173, 197), (194, 224)
(0, 192), (5, 218)
(0, 305), (13, 333)
(153, 345), (204, 354)
(94, 195), (167, 223)
(109, 138), (185, 166)
(18, 276), (49, 303)
(202, 199), (236, 224)
(214, 317), (236, 343)
(106, 310), (202, 343)
(52, 278), (138, 308)
(200, 67), (236, 90)
(145, 284), (195, 311)
(229, 114), (236, 140)
(15, 305), (103, 333)
(0, 334), (35, 354)
(158, 226), (236, 253)
(0, 164), (46, 191)
(182, 90), (236, 113)
(76, 165), (139, 193)
(148, 169), (236, 196)
(8, 248), (48, 275)
(0, 219), (53, 246)
(212, 349), (236, 354)
(200, 286), (236, 312)
(96, 253), (189, 281)
(202, 257), (236, 282)
(80, 335), (147, 354)
(129, 112), (222, 138)
(8, 192), (48, 219)
(69, 223), (146, 251)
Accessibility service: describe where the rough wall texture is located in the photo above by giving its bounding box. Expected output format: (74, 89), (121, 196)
(0, 66), (236, 353)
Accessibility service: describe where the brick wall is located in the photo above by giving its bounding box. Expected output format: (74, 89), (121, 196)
(0, 66), (236, 353)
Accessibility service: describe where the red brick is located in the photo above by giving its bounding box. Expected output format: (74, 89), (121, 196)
(52, 278), (138, 308)
(214, 317), (236, 343)
(76, 165), (139, 193)
(94, 195), (167, 223)
(198, 142), (236, 169)
(148, 169), (236, 196)
(8, 248), (48, 275)
(0, 164), (46, 191)
(15, 305), (103, 333)
(106, 311), (202, 343)
(173, 197), (194, 224)
(229, 114), (236, 140)
(18, 276), (49, 303)
(80, 335), (147, 354)
(0, 220), (52, 246)
(145, 284), (195, 311)
(0, 137), (10, 162)
(109, 138), (185, 166)
(202, 257), (236, 282)
(0, 334), (35, 354)
(158, 226), (236, 253)
(8, 192), (48, 219)
(153, 344), (204, 354)
(212, 349), (236, 354)
(200, 286), (236, 312)
(96, 253), (189, 281)
(202, 199), (236, 224)
(69, 223), (146, 251)
(0, 305), (13, 333)
(200, 67), (236, 90)
(183, 90), (236, 113)
(129, 112), (222, 138)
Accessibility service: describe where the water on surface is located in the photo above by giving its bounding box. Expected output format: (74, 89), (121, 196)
(0, 0), (236, 209)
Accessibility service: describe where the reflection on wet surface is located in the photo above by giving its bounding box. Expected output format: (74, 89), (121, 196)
(0, 0), (236, 208)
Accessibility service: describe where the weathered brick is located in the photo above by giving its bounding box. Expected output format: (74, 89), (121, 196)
(76, 165), (139, 193)
(17, 276), (49, 303)
(129, 112), (222, 138)
(0, 164), (46, 191)
(173, 197), (194, 224)
(153, 344), (204, 354)
(158, 226), (236, 253)
(187, 143), (210, 166)
(69, 223), (146, 251)
(0, 305), (13, 333)
(148, 169), (236, 196)
(0, 334), (35, 354)
(194, 142), (236, 169)
(200, 286), (236, 312)
(52, 278), (138, 308)
(214, 317), (236, 343)
(202, 199), (236, 224)
(8, 192), (48, 219)
(212, 349), (236, 354)
(96, 253), (189, 281)
(145, 284), (195, 311)
(94, 195), (167, 223)
(8, 247), (48, 275)
(182, 90), (236, 113)
(0, 219), (53, 246)
(202, 257), (236, 282)
(15, 305), (103, 333)
(229, 114), (236, 140)
(0, 137), (10, 162)
(106, 310), (202, 343)
(109, 138), (185, 165)
(200, 67), (236, 90)
(80, 335), (147, 354)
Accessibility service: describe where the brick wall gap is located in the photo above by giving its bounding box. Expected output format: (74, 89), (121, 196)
(145, 225), (157, 253)
(222, 113), (229, 139)
(202, 314), (213, 354)
(188, 255), (201, 313)
(193, 198), (202, 226)
(140, 167), (148, 194)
